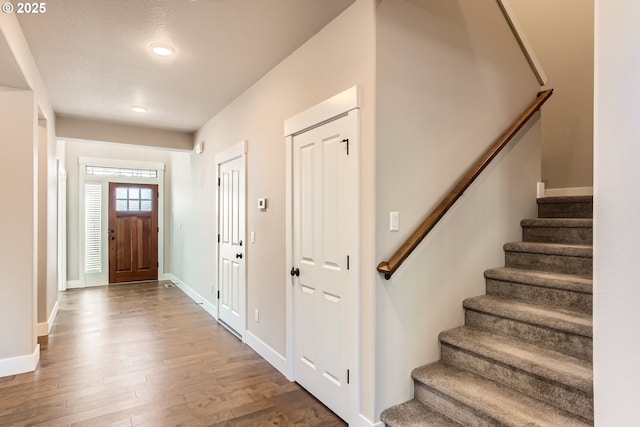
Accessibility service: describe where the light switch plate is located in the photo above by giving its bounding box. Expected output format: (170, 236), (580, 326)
(390, 211), (399, 231)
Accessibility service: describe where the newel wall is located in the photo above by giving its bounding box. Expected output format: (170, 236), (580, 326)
(0, 12), (57, 374)
(373, 0), (542, 417)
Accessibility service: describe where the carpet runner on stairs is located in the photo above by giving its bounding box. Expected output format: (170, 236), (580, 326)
(381, 196), (593, 426)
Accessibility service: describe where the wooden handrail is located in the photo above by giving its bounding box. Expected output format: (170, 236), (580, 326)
(377, 89), (553, 280)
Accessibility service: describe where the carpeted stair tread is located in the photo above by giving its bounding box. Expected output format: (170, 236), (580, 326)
(380, 399), (463, 427)
(412, 362), (591, 427)
(521, 218), (593, 228)
(439, 326), (593, 392)
(463, 295), (592, 337)
(504, 241), (592, 258)
(484, 267), (592, 293)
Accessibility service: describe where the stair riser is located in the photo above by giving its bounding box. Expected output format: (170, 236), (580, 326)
(522, 226), (592, 245)
(440, 344), (593, 421)
(486, 279), (592, 314)
(505, 251), (592, 277)
(465, 310), (592, 361)
(538, 202), (593, 219)
(414, 383), (498, 427)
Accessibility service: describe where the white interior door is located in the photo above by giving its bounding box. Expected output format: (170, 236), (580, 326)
(218, 153), (246, 337)
(291, 112), (357, 421)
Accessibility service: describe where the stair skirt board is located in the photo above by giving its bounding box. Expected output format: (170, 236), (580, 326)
(382, 196), (593, 427)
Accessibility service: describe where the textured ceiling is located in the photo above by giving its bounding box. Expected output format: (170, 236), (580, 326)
(17, 0), (355, 132)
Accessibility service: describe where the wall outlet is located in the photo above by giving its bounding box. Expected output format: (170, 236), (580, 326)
(255, 309), (260, 323)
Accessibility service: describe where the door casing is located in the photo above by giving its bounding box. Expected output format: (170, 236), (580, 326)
(215, 141), (247, 338)
(284, 86), (360, 424)
(77, 157), (165, 288)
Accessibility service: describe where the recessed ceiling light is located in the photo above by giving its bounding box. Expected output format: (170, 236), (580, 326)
(131, 105), (147, 113)
(151, 44), (175, 57)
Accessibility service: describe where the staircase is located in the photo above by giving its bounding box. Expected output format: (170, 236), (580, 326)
(381, 196), (594, 426)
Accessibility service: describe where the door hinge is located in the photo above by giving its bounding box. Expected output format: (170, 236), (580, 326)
(347, 255), (350, 270)
(218, 234), (220, 243)
(341, 138), (350, 155)
(217, 290), (220, 299)
(157, 226), (159, 232)
(218, 177), (221, 186)
(347, 369), (350, 384)
(157, 262), (159, 267)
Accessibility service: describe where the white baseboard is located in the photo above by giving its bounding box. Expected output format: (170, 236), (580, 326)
(164, 273), (218, 320)
(356, 414), (384, 427)
(165, 274), (293, 381)
(0, 344), (40, 377)
(37, 299), (60, 337)
(544, 186), (593, 197)
(244, 330), (292, 380)
(66, 279), (82, 289)
(537, 182), (593, 198)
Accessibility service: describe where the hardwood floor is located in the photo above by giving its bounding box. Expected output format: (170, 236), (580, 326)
(0, 282), (346, 427)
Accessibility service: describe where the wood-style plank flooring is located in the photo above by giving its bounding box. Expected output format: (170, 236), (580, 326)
(0, 281), (346, 426)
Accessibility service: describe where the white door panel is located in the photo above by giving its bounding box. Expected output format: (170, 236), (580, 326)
(218, 155), (245, 336)
(292, 112), (356, 421)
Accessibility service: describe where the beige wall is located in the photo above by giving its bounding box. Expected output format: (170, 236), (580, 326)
(1, 12), (56, 369)
(594, 1), (640, 424)
(57, 116), (194, 151)
(169, 0), (377, 421)
(508, 0), (594, 189)
(0, 90), (37, 360)
(374, 0), (541, 417)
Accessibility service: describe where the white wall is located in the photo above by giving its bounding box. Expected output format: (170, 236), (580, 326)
(374, 0), (541, 417)
(593, 1), (640, 425)
(64, 139), (173, 284)
(508, 0), (594, 190)
(168, 0), (377, 422)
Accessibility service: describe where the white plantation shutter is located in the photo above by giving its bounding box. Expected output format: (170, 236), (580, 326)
(84, 183), (102, 273)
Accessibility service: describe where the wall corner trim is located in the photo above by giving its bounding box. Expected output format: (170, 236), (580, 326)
(0, 344), (40, 377)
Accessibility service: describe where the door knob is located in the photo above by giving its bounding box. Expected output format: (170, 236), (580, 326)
(290, 267), (300, 277)
(235, 253), (243, 259)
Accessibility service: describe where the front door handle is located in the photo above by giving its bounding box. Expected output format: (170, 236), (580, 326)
(235, 253), (243, 259)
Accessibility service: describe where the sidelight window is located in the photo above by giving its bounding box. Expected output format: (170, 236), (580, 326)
(84, 182), (102, 273)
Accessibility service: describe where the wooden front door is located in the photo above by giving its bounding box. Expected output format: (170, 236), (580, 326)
(108, 183), (158, 283)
